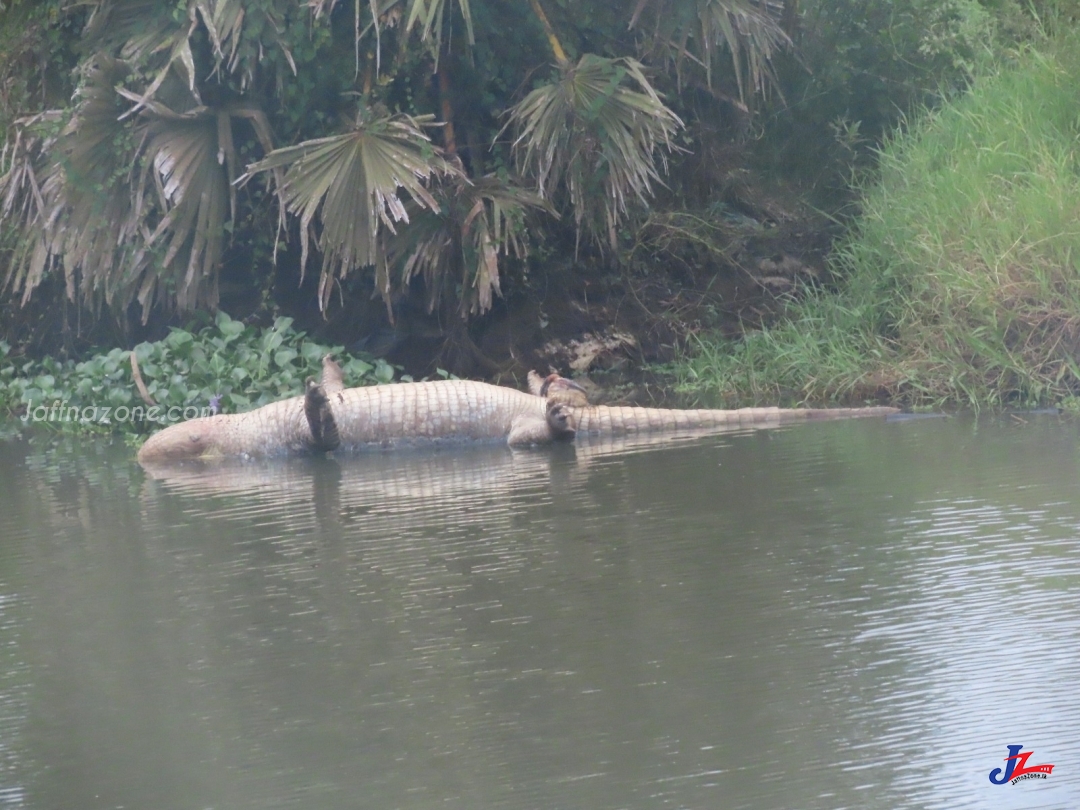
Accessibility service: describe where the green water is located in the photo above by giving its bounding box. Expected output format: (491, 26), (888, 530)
(0, 416), (1078, 809)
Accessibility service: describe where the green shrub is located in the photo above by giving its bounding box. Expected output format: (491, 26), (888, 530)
(1, 312), (396, 436)
(677, 29), (1080, 410)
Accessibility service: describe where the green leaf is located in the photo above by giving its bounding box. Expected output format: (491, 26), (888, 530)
(374, 359), (394, 384)
(345, 358), (373, 377)
(219, 319), (246, 337)
(274, 348), (298, 368)
(262, 330), (285, 353)
(165, 329), (195, 350)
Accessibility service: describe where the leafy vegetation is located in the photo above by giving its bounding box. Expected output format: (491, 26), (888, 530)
(0, 312), (395, 436)
(0, 0), (721, 332)
(675, 26), (1080, 410)
(0, 0), (1074, 408)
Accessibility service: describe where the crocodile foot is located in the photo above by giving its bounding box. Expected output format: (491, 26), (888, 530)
(304, 378), (341, 452)
(527, 370), (590, 407)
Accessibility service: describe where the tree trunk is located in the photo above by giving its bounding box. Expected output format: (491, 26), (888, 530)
(527, 0), (569, 65)
(437, 60), (458, 157)
(781, 0), (799, 39)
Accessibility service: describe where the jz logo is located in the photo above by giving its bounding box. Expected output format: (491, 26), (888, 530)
(988, 745), (1054, 785)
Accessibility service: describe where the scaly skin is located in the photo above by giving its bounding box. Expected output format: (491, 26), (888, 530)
(570, 403), (900, 434)
(137, 380), (553, 463)
(136, 377), (899, 464)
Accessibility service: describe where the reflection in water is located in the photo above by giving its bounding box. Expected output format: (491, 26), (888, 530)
(1, 417), (1079, 809)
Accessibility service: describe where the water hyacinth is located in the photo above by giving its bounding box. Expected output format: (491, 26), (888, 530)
(1, 312), (396, 436)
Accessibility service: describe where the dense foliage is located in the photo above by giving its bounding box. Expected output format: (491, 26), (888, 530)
(0, 0), (1071, 414)
(2, 1), (1041, 334)
(0, 0), (782, 331)
(1, 311), (396, 437)
(676, 24), (1080, 410)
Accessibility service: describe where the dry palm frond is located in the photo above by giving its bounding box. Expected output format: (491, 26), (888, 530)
(196, 0), (297, 87)
(629, 0), (790, 104)
(506, 54), (682, 253)
(402, 0), (474, 65)
(385, 174), (553, 317)
(83, 0), (201, 107)
(0, 110), (62, 235)
(124, 95), (275, 315)
(310, 0), (472, 76)
(3, 56), (275, 319)
(83, 0), (296, 107)
(4, 57), (139, 307)
(240, 105), (460, 311)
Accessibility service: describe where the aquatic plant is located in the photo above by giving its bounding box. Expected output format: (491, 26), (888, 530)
(0, 312), (396, 435)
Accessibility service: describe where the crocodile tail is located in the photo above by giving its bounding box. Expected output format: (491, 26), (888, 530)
(571, 404), (899, 435)
(798, 406), (900, 420)
(571, 405), (749, 434)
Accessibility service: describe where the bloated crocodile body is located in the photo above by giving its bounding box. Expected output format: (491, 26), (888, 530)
(136, 375), (899, 464)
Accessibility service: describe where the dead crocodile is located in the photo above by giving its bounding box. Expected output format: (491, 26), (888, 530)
(136, 357), (899, 464)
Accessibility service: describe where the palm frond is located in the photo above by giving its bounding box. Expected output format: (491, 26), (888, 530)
(126, 96), (273, 315)
(0, 111), (61, 237)
(83, 0), (296, 108)
(506, 54), (682, 252)
(2, 56), (274, 319)
(403, 0), (474, 64)
(241, 106), (460, 311)
(130, 102), (231, 311)
(197, 0), (297, 87)
(82, 0), (200, 109)
(629, 0), (790, 104)
(4, 57), (141, 308)
(385, 174), (552, 316)
(0, 111), (63, 303)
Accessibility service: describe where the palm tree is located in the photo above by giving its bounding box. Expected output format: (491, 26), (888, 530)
(1, 0), (297, 319)
(383, 173), (553, 317)
(240, 102), (461, 314)
(628, 0), (791, 106)
(1, 0), (800, 333)
(506, 50), (683, 254)
(3, 56), (276, 319)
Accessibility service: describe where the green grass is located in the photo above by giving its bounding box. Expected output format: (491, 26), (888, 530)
(675, 30), (1080, 410)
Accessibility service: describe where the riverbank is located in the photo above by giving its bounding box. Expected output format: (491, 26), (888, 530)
(671, 29), (1080, 411)
(6, 30), (1080, 428)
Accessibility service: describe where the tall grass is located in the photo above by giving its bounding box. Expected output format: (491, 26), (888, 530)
(677, 31), (1080, 409)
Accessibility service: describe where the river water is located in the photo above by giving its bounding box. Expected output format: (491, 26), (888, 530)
(0, 415), (1078, 809)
